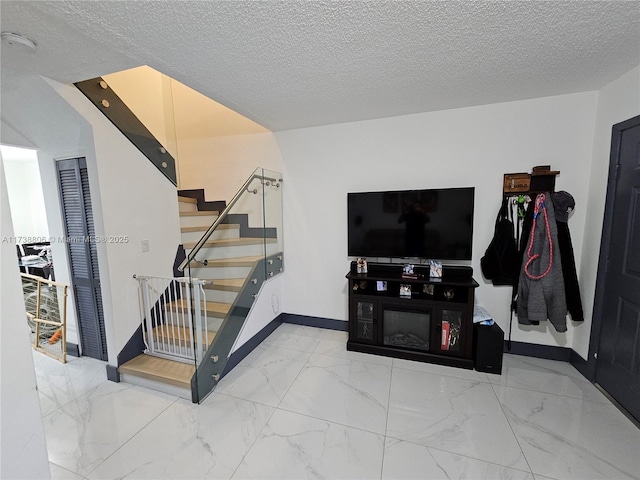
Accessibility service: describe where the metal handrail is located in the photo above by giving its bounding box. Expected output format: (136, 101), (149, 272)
(177, 169), (281, 272)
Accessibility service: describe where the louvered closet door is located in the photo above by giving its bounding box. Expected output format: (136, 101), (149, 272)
(57, 158), (107, 360)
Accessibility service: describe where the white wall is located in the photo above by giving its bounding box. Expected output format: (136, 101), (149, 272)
(276, 92), (599, 349)
(2, 149), (49, 239)
(103, 66), (177, 160)
(574, 65), (640, 359)
(233, 276), (282, 352)
(178, 132), (284, 202)
(0, 152), (51, 480)
(103, 66), (274, 198)
(47, 79), (182, 365)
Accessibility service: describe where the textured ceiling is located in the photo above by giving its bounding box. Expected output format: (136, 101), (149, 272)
(1, 0), (639, 141)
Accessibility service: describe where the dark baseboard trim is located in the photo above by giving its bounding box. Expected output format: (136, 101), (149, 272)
(106, 364), (120, 382)
(66, 342), (80, 357)
(503, 341), (571, 361)
(221, 317), (283, 378)
(570, 349), (594, 382)
(280, 313), (348, 331)
(594, 383), (640, 428)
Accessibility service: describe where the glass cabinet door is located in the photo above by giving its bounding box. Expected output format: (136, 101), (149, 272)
(439, 308), (463, 354)
(354, 300), (376, 343)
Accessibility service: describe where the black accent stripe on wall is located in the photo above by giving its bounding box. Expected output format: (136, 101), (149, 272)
(74, 77), (177, 186)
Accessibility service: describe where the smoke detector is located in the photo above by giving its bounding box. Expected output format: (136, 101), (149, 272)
(1, 32), (37, 53)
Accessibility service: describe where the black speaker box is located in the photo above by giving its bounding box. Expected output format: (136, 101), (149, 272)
(473, 323), (504, 374)
(442, 265), (473, 279)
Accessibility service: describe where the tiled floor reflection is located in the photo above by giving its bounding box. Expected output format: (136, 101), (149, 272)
(35, 325), (639, 480)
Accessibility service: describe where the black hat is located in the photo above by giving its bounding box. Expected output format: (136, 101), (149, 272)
(552, 191), (575, 223)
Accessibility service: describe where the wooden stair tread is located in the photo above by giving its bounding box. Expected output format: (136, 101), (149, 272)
(119, 354), (193, 389)
(181, 224), (238, 233)
(167, 299), (231, 317)
(177, 196), (197, 204)
(183, 237), (277, 249)
(180, 211), (220, 217)
(199, 255), (263, 267)
(205, 278), (244, 291)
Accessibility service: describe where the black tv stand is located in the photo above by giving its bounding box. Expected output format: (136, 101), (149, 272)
(346, 261), (478, 369)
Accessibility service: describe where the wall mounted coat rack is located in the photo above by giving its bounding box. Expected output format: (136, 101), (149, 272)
(503, 165), (560, 196)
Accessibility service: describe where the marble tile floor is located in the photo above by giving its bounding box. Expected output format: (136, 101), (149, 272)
(33, 323), (639, 480)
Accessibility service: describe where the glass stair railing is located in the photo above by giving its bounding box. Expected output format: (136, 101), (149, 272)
(74, 76), (178, 186)
(179, 168), (283, 403)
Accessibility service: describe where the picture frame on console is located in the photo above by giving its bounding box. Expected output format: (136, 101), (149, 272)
(429, 260), (443, 279)
(356, 257), (368, 274)
(399, 284), (412, 298)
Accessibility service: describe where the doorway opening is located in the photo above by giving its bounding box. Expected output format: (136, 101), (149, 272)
(1, 145), (107, 361)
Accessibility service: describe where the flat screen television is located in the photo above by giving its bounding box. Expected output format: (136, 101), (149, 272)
(347, 187), (475, 260)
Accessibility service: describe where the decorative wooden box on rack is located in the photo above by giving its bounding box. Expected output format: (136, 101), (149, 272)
(346, 261), (478, 369)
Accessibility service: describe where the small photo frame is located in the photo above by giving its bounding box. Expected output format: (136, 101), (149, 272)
(429, 260), (442, 279)
(400, 284), (412, 298)
(402, 263), (418, 279)
(357, 257), (368, 274)
(423, 284), (434, 295)
(376, 281), (387, 292)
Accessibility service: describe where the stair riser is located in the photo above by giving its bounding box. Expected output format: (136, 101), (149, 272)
(119, 373), (191, 400)
(184, 265), (254, 279)
(161, 317), (223, 333)
(185, 242), (279, 260)
(180, 227), (240, 243)
(166, 306), (226, 319)
(179, 214), (218, 228)
(150, 336), (207, 350)
(203, 288), (239, 305)
(151, 334), (214, 348)
(178, 201), (198, 213)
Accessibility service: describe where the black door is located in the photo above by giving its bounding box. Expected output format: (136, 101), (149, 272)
(595, 115), (640, 421)
(57, 158), (107, 361)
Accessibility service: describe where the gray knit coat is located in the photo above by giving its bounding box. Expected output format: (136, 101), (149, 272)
(517, 193), (568, 332)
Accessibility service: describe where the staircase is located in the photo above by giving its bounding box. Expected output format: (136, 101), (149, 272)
(74, 76), (283, 403)
(121, 169), (283, 403)
(177, 194), (247, 322)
